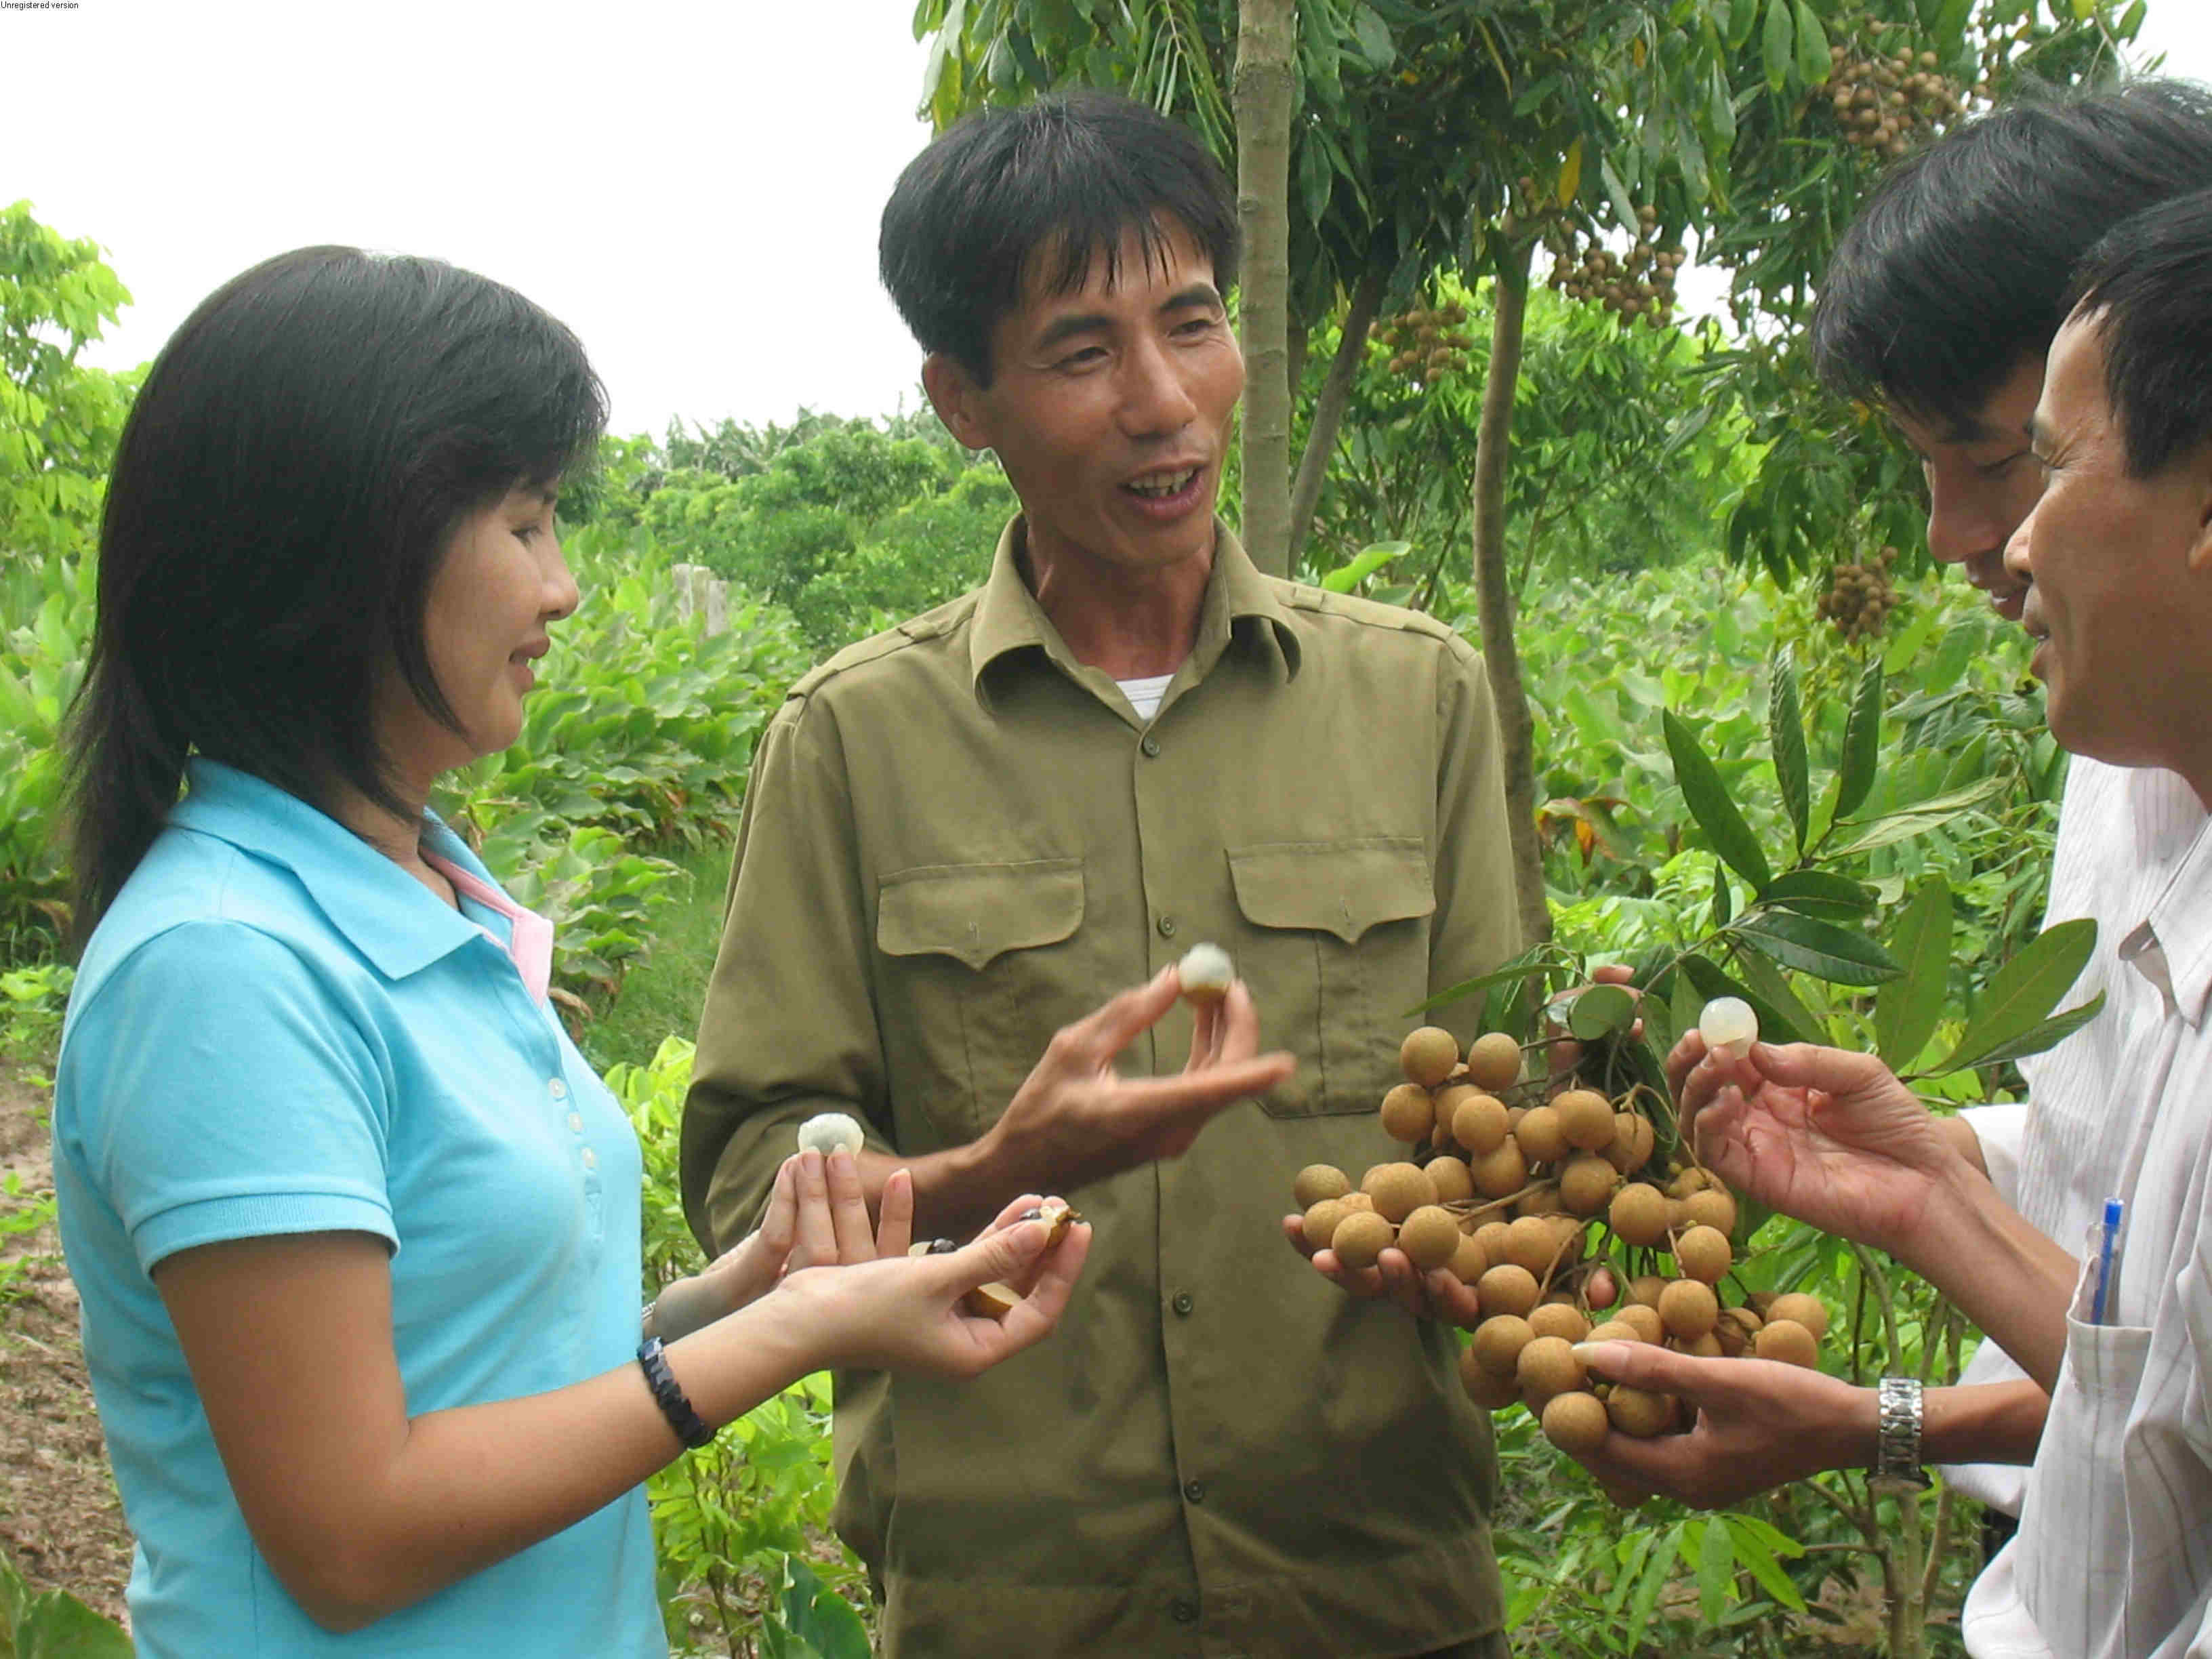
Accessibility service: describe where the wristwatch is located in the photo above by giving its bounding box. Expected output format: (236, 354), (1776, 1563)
(1872, 1375), (1931, 1492)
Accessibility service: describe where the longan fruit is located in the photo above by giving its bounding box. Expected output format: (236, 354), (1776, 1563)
(1605, 1111), (1656, 1174)
(1715, 1305), (1763, 1357)
(1558, 1155), (1620, 1216)
(1528, 1302), (1591, 1344)
(1673, 1331), (1724, 1359)
(1470, 1313), (1534, 1376)
(1658, 1277), (1720, 1340)
(1331, 1210), (1396, 1271)
(1755, 1317), (1820, 1368)
(1451, 1092), (1511, 1155)
(1681, 1186), (1738, 1236)
(1584, 1318), (1644, 1345)
(1301, 1198), (1353, 1251)
(1293, 1163), (1351, 1210)
(1766, 1292), (1830, 1343)
(1553, 1088), (1616, 1152)
(1668, 1166), (1713, 1200)
(1514, 1105), (1569, 1164)
(1425, 1154), (1475, 1204)
(1515, 1185), (1563, 1218)
(1502, 1214), (1561, 1275)
(1626, 1274), (1668, 1310)
(1608, 1183), (1672, 1248)
(1397, 1206), (1462, 1272)
(1673, 1225), (1733, 1285)
(1361, 1162), (1437, 1224)
(1614, 1305), (1664, 1344)
(1449, 1230), (1489, 1283)
(1470, 1140), (1528, 1200)
(1379, 1082), (1436, 1143)
(1477, 1263), (1542, 1319)
(1607, 1385), (1677, 1439)
(1465, 1031), (1522, 1092)
(1433, 1080), (1477, 1132)
(1460, 1343), (1521, 1408)
(1542, 1390), (1611, 1456)
(1517, 1334), (1586, 1402)
(1401, 1026), (1460, 1088)
(1340, 1190), (1376, 1214)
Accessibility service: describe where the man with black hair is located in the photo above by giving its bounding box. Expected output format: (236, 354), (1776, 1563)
(682, 89), (1520, 1657)
(1554, 73), (2212, 1570)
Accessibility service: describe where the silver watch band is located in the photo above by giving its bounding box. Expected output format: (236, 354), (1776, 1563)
(1873, 1374), (1931, 1490)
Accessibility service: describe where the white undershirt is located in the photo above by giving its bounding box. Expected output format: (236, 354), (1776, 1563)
(1118, 673), (1174, 722)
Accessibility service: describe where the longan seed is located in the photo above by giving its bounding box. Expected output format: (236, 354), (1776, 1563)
(1673, 1225), (1733, 1284)
(1518, 1336), (1587, 1406)
(1361, 1162), (1438, 1224)
(1471, 1313), (1535, 1376)
(1464, 1031), (1522, 1092)
(1607, 1385), (1677, 1439)
(1682, 1187), (1738, 1236)
(1755, 1318), (1820, 1368)
(1609, 1183), (1673, 1248)
(1301, 1198), (1353, 1251)
(1332, 1210), (1397, 1269)
(1658, 1278), (1720, 1340)
(1470, 1140), (1528, 1200)
(1460, 1343), (1521, 1408)
(1450, 1231), (1489, 1283)
(1379, 1083), (1436, 1143)
(1515, 1105), (1569, 1164)
(1478, 1264), (1542, 1319)
(1584, 1318), (1643, 1345)
(1542, 1389), (1611, 1455)
(1293, 1164), (1351, 1210)
(1627, 1274), (1668, 1310)
(1766, 1293), (1830, 1343)
(1555, 1090), (1615, 1151)
(1529, 1302), (1591, 1343)
(1398, 1206), (1462, 1271)
(1502, 1215), (1559, 1275)
(1401, 1026), (1460, 1087)
(1426, 1154), (1475, 1204)
(1558, 1155), (1620, 1216)
(1615, 1305), (1664, 1345)
(1673, 1332), (1724, 1359)
(1452, 1092), (1511, 1155)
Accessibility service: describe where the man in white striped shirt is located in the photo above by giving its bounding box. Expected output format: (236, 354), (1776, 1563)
(1609, 190), (2212, 1657)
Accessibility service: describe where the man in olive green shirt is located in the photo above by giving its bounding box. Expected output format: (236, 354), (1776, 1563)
(681, 89), (1521, 1657)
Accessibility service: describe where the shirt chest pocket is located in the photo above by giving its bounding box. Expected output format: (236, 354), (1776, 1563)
(1227, 838), (1435, 1118)
(874, 859), (1092, 1144)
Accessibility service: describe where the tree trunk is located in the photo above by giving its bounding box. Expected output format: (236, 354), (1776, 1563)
(1288, 265), (1386, 568)
(1469, 239), (1550, 945)
(1232, 0), (1296, 577)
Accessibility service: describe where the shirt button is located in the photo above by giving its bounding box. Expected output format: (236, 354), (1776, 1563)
(548, 1078), (569, 1101)
(1170, 1598), (1199, 1624)
(567, 1112), (583, 1134)
(1183, 1479), (1206, 1504)
(1172, 1292), (1194, 1316)
(1158, 915), (1177, 938)
(581, 1147), (598, 1171)
(1140, 734), (1161, 758)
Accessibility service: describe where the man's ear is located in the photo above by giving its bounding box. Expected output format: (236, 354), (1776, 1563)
(922, 354), (994, 453)
(2188, 438), (2212, 575)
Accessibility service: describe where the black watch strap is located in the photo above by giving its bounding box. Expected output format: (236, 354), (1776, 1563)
(637, 1336), (715, 1450)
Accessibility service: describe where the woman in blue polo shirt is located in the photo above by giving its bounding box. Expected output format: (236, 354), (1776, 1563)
(51, 247), (1092, 1657)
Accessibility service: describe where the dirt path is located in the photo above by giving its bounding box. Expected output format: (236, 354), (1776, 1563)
(0, 1058), (133, 1626)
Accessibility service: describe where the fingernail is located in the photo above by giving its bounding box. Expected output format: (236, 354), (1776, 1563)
(1572, 1341), (1627, 1365)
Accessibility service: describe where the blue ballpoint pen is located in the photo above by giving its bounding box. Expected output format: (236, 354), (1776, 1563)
(2091, 1197), (2125, 1326)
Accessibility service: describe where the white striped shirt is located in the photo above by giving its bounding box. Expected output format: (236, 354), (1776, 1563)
(1961, 763), (2212, 1658)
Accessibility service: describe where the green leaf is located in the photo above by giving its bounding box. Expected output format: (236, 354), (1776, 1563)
(1711, 861), (1734, 929)
(1833, 658), (1884, 821)
(1697, 1513), (1734, 1626)
(1875, 876), (1951, 1070)
(1734, 911), (1901, 985)
(1625, 1522), (1681, 1641)
(12, 1589), (135, 1658)
(1931, 918), (2099, 1073)
(1664, 710), (1774, 893)
(1965, 993), (2106, 1070)
(1406, 951), (1557, 1019)
(1350, 3), (1395, 69)
(1321, 540), (1408, 592)
(1769, 647), (1809, 855)
(1599, 155), (1639, 230)
(1570, 983), (1637, 1041)
(1762, 869), (1875, 920)
(1721, 1514), (1808, 1610)
(1793, 2), (1830, 84)
(1728, 0), (1761, 47)
(1826, 804), (1984, 859)
(1732, 945), (1825, 1048)
(1761, 0), (1795, 91)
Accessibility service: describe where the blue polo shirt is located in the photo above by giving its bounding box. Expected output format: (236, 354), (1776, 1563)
(54, 761), (663, 1657)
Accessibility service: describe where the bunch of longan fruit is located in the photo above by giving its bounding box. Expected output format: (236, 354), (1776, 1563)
(1818, 545), (1900, 644)
(1543, 205), (1683, 331)
(1822, 34), (1977, 165)
(1291, 1022), (1833, 1468)
(1376, 302), (1476, 382)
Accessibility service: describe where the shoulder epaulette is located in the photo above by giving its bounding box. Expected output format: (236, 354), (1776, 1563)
(783, 592), (981, 703)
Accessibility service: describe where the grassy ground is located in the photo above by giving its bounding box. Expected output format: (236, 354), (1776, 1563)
(579, 835), (737, 1076)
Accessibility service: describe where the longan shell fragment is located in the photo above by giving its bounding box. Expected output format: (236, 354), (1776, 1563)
(1657, 1277), (1720, 1340)
(1755, 1317), (1820, 1368)
(1673, 1225), (1734, 1285)
(1331, 1210), (1396, 1271)
(1477, 1263), (1542, 1319)
(1470, 1313), (1534, 1376)
(1361, 1162), (1437, 1224)
(1766, 1292), (1830, 1343)
(1464, 1031), (1523, 1092)
(1293, 1163), (1351, 1210)
(1542, 1389), (1610, 1455)
(1606, 1385), (1677, 1439)
(1401, 1026), (1460, 1088)
(1553, 1088), (1616, 1153)
(1379, 1083), (1437, 1144)
(1397, 1205), (1463, 1272)
(1451, 1092), (1512, 1155)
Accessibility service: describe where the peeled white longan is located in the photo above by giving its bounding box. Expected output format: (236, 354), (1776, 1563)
(797, 1111), (865, 1157)
(1177, 942), (1235, 1004)
(1698, 997), (1759, 1061)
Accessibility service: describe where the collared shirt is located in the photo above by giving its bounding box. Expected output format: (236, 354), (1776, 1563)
(1961, 782), (2212, 1657)
(54, 761), (659, 1659)
(1944, 758), (2207, 1515)
(681, 520), (1521, 1658)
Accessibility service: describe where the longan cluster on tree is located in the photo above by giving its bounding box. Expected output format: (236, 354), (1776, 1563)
(1375, 301), (1477, 384)
(1818, 544), (1900, 643)
(1543, 203), (1683, 331)
(1291, 1014), (1833, 1491)
(1820, 26), (1981, 164)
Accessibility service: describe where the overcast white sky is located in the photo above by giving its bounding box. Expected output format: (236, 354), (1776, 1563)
(7, 1), (2210, 442)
